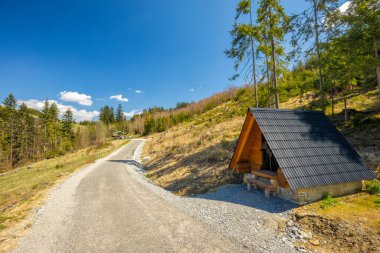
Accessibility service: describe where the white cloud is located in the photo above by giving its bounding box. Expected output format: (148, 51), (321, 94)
(339, 1), (351, 13)
(18, 99), (99, 121)
(59, 91), (92, 106)
(135, 90), (142, 94)
(189, 88), (195, 92)
(110, 94), (129, 102)
(123, 109), (143, 119)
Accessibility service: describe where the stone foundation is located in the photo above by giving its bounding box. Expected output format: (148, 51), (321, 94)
(279, 181), (363, 205)
(244, 173), (363, 205)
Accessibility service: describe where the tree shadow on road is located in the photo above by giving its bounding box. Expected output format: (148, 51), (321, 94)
(107, 159), (145, 170)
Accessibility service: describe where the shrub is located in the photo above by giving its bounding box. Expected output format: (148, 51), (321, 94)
(365, 180), (380, 194)
(320, 193), (339, 209)
(220, 139), (230, 150)
(233, 88), (246, 102)
(46, 150), (57, 159)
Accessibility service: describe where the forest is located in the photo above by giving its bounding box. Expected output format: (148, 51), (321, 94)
(0, 95), (131, 172)
(1, 0), (378, 171)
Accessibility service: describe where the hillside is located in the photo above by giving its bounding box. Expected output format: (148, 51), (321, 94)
(142, 88), (380, 252)
(142, 88), (380, 195)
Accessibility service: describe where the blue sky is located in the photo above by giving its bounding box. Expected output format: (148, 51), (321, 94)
(0, 0), (346, 121)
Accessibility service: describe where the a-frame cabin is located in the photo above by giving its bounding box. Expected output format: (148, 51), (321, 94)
(229, 108), (376, 204)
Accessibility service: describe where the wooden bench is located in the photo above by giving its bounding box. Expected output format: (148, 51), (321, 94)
(252, 170), (277, 179)
(244, 170), (279, 198)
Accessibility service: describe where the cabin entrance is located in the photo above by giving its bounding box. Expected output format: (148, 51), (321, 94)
(229, 112), (289, 197)
(261, 135), (279, 173)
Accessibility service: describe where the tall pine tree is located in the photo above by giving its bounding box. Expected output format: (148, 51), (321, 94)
(257, 0), (289, 108)
(3, 94), (18, 166)
(62, 109), (74, 150)
(290, 0), (339, 111)
(116, 104), (124, 122)
(226, 0), (260, 107)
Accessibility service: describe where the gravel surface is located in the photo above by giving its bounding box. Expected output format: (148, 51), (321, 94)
(12, 139), (299, 253)
(135, 143), (299, 253)
(136, 179), (299, 252)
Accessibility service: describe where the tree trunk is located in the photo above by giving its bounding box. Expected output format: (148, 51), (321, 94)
(23, 124), (27, 160)
(266, 55), (271, 108)
(375, 40), (380, 98)
(269, 7), (279, 109)
(313, 0), (324, 111)
(54, 121), (57, 154)
(344, 98), (347, 122)
(44, 125), (47, 157)
(33, 127), (36, 161)
(10, 111), (14, 166)
(250, 4), (258, 108)
(331, 88), (334, 118)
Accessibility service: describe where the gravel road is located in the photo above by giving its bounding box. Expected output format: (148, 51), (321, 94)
(13, 139), (298, 253)
(12, 140), (250, 253)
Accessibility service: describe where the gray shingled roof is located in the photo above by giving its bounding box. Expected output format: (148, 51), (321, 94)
(250, 108), (376, 190)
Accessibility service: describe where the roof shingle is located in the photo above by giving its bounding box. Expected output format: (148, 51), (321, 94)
(250, 108), (376, 190)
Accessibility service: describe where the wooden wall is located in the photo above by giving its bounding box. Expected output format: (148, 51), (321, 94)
(230, 112), (262, 173)
(243, 121), (262, 172)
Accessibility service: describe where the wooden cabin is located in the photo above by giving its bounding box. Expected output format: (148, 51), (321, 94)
(229, 108), (376, 205)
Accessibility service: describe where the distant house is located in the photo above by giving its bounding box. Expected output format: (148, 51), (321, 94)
(229, 108), (376, 205)
(112, 131), (127, 139)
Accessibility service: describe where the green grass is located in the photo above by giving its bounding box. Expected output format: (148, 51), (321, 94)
(365, 180), (380, 194)
(0, 139), (129, 231)
(320, 193), (339, 209)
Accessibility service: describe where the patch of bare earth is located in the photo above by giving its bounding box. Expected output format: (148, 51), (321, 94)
(288, 193), (380, 253)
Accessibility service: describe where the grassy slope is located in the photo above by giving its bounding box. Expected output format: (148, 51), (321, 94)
(0, 139), (129, 251)
(143, 99), (247, 195)
(143, 89), (380, 195)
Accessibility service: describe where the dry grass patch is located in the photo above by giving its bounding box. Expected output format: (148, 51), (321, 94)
(143, 112), (244, 195)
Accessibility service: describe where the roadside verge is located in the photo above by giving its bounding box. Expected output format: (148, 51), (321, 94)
(0, 140), (129, 252)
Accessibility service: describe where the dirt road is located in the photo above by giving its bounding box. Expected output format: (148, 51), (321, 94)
(13, 140), (247, 253)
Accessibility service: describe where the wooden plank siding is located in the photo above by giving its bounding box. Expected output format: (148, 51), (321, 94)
(229, 112), (255, 172)
(229, 113), (254, 173)
(229, 109), (291, 190)
(229, 112), (263, 172)
(247, 121), (262, 172)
